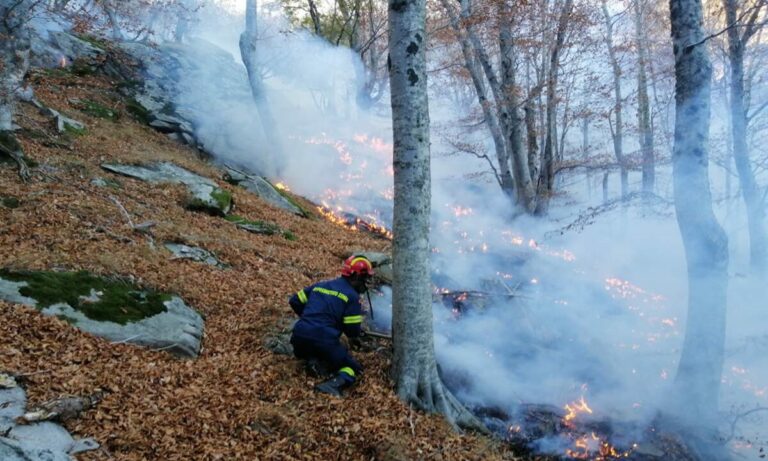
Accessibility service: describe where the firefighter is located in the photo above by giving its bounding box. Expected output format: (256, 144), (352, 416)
(289, 255), (374, 397)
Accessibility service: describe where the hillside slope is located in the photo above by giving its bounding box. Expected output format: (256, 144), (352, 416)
(0, 68), (519, 460)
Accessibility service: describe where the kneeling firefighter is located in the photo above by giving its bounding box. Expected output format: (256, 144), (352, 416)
(289, 255), (374, 397)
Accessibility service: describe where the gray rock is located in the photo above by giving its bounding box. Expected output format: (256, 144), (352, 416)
(41, 296), (204, 358)
(0, 280), (38, 306)
(165, 243), (225, 268)
(0, 383), (98, 461)
(49, 32), (104, 60)
(223, 166), (303, 216)
(101, 162), (232, 216)
(0, 275), (204, 358)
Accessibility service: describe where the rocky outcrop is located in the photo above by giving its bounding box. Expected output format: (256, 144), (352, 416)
(0, 271), (204, 358)
(165, 243), (227, 268)
(223, 166), (305, 216)
(0, 374), (98, 460)
(102, 162), (232, 216)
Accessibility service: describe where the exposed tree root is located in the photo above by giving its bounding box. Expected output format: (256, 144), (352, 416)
(0, 130), (31, 182)
(395, 364), (489, 434)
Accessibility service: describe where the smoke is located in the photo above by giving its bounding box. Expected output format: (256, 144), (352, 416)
(136, 1), (767, 458)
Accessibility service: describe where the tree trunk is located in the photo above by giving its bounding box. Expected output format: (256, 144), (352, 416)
(634, 0), (655, 196)
(669, 0), (729, 428)
(240, 0), (286, 176)
(0, 0), (33, 181)
(498, 0), (536, 213)
(439, 0), (512, 199)
(723, 0), (767, 273)
(388, 0), (484, 432)
(525, 83), (539, 182)
(538, 0), (573, 214)
(601, 0), (628, 199)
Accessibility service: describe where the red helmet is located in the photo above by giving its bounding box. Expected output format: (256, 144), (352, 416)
(341, 255), (375, 276)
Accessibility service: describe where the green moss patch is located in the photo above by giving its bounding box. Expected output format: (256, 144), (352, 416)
(74, 99), (119, 121)
(0, 270), (170, 325)
(265, 179), (313, 218)
(1, 197), (20, 209)
(76, 34), (109, 50)
(125, 98), (153, 124)
(185, 187), (232, 216)
(225, 215), (296, 240)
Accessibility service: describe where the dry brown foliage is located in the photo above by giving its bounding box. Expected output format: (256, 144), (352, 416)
(0, 71), (520, 460)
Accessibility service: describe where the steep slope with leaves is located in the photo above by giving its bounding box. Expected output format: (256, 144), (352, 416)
(0, 69), (519, 460)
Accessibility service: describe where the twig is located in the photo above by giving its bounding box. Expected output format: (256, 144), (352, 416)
(725, 406), (768, 443)
(408, 404), (416, 437)
(362, 329), (391, 340)
(111, 334), (144, 345)
(150, 343), (180, 352)
(108, 195), (135, 229)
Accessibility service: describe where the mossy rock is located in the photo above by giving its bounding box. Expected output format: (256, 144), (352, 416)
(1, 197), (20, 209)
(225, 215), (296, 240)
(75, 34), (109, 50)
(63, 122), (87, 137)
(70, 58), (98, 76)
(266, 179), (313, 218)
(75, 99), (119, 121)
(125, 98), (152, 124)
(185, 186), (232, 216)
(0, 270), (169, 325)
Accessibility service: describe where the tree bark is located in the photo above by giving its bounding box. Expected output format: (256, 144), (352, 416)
(669, 0), (729, 428)
(439, 0), (511, 199)
(723, 0), (767, 273)
(388, 0), (483, 432)
(0, 0), (33, 181)
(634, 0), (655, 196)
(240, 0), (286, 176)
(498, 0), (536, 212)
(601, 0), (628, 199)
(538, 0), (573, 214)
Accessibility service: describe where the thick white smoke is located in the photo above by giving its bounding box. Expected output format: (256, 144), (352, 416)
(167, 1), (767, 458)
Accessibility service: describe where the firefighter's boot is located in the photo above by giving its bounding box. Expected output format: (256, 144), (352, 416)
(304, 359), (332, 378)
(314, 373), (353, 397)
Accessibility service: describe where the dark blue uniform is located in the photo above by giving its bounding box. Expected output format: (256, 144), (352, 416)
(289, 277), (363, 383)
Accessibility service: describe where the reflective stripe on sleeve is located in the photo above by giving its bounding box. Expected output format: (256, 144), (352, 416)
(339, 367), (355, 377)
(312, 287), (349, 303)
(343, 315), (363, 324)
(297, 289), (308, 304)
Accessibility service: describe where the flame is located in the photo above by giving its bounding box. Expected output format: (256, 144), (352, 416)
(565, 432), (636, 459)
(563, 396), (593, 424)
(315, 204), (393, 240)
(58, 55), (68, 68)
(274, 182), (290, 191)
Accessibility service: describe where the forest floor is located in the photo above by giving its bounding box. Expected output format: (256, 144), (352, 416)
(0, 68), (522, 460)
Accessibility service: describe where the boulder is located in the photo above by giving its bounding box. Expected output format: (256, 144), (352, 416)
(101, 162), (232, 216)
(0, 272), (204, 358)
(223, 166), (305, 216)
(165, 243), (226, 268)
(0, 375), (98, 461)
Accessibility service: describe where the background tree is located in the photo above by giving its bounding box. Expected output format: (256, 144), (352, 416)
(601, 0), (628, 199)
(722, 0), (767, 273)
(240, 0), (286, 175)
(668, 0), (730, 429)
(634, 0), (655, 196)
(0, 0), (39, 181)
(388, 0), (483, 430)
